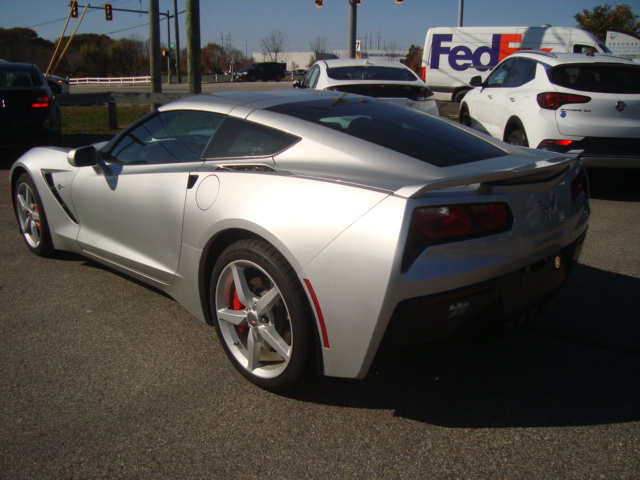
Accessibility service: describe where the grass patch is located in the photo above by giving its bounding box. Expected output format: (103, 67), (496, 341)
(61, 105), (150, 135)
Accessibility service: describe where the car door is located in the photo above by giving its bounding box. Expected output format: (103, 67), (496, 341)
(472, 58), (536, 139)
(71, 109), (223, 284)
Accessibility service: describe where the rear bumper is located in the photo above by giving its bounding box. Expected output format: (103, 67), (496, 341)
(537, 137), (640, 169)
(368, 231), (586, 376)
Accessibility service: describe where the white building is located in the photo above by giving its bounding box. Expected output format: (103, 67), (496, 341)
(252, 50), (408, 72)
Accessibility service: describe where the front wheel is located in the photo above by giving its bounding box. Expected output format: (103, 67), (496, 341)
(459, 108), (472, 127)
(507, 129), (529, 147)
(14, 173), (54, 256)
(210, 239), (312, 391)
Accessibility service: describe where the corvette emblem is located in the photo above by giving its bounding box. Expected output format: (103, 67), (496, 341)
(538, 194), (557, 220)
(615, 101), (626, 112)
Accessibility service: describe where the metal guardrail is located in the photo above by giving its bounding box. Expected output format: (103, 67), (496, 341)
(69, 76), (152, 85)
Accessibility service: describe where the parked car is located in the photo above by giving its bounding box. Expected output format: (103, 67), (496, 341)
(46, 74), (70, 94)
(459, 51), (640, 168)
(0, 61), (62, 148)
(294, 58), (439, 116)
(11, 90), (589, 391)
(233, 62), (286, 82)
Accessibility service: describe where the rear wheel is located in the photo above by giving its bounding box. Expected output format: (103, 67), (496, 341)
(210, 239), (312, 391)
(507, 129), (528, 147)
(14, 173), (54, 256)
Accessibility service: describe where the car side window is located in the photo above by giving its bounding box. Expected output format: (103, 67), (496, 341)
(107, 110), (223, 165)
(485, 59), (515, 87)
(505, 58), (537, 87)
(303, 65), (320, 88)
(203, 117), (299, 159)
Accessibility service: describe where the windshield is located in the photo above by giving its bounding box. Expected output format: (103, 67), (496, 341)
(327, 65), (418, 82)
(267, 98), (506, 167)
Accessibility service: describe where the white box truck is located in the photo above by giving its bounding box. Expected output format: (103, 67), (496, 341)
(421, 26), (610, 102)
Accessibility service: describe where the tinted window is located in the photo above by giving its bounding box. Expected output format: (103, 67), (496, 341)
(505, 58), (536, 87)
(267, 98), (506, 167)
(549, 63), (640, 93)
(0, 65), (43, 88)
(108, 110), (223, 164)
(327, 65), (418, 82)
(203, 117), (299, 159)
(485, 59), (514, 87)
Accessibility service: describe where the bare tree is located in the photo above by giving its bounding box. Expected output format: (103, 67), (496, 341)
(308, 36), (329, 66)
(261, 29), (289, 63)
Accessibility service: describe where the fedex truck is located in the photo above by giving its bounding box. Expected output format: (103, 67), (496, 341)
(421, 26), (610, 102)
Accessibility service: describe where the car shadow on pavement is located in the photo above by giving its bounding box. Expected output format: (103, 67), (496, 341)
(587, 168), (640, 202)
(291, 263), (640, 429)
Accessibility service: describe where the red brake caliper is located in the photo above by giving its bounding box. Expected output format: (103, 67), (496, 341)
(34, 205), (41, 231)
(231, 286), (248, 333)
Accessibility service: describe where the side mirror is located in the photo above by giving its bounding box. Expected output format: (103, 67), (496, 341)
(68, 145), (112, 175)
(68, 146), (97, 167)
(293, 79), (302, 89)
(469, 76), (483, 87)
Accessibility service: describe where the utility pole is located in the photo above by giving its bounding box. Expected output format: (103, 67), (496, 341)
(149, 0), (161, 93)
(348, 0), (357, 58)
(458, 0), (464, 26)
(186, 0), (201, 93)
(173, 0), (182, 83)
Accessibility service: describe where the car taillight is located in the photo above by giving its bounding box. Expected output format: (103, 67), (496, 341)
(31, 93), (51, 108)
(413, 206), (473, 239)
(403, 202), (513, 271)
(541, 139), (574, 146)
(412, 203), (511, 240)
(414, 87), (434, 101)
(420, 66), (426, 81)
(537, 92), (591, 110)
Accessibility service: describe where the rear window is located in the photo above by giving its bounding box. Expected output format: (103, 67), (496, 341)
(0, 65), (42, 88)
(327, 65), (418, 82)
(267, 98), (506, 167)
(549, 63), (640, 93)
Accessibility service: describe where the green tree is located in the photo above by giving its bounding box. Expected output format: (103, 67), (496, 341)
(574, 3), (640, 41)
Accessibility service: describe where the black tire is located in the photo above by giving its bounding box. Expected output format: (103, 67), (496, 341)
(459, 108), (472, 127)
(274, 75), (283, 82)
(453, 89), (470, 103)
(14, 173), (54, 256)
(507, 129), (529, 147)
(210, 239), (312, 391)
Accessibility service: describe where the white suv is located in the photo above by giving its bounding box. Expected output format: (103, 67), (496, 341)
(459, 51), (640, 168)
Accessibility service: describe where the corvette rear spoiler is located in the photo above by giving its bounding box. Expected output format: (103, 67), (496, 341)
(394, 153), (581, 199)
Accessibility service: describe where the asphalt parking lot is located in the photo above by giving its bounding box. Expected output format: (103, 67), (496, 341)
(1, 134), (639, 478)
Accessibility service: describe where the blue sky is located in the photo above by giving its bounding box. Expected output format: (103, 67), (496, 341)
(0, 0), (625, 56)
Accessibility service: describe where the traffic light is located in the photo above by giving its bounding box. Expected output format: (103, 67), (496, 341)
(395, 0), (403, 3)
(70, 0), (78, 18)
(315, 0), (323, 6)
(105, 3), (113, 21)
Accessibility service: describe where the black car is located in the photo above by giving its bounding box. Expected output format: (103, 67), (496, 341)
(233, 62), (286, 82)
(0, 62), (62, 148)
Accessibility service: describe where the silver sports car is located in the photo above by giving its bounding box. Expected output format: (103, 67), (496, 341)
(11, 90), (589, 391)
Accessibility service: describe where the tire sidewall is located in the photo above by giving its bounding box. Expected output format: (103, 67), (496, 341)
(210, 239), (311, 391)
(14, 173), (54, 257)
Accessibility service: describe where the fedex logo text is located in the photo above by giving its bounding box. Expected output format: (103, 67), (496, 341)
(429, 33), (524, 72)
